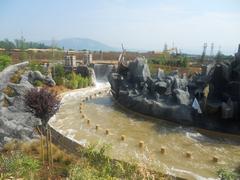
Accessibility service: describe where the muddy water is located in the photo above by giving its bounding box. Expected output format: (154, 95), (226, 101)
(52, 89), (240, 179)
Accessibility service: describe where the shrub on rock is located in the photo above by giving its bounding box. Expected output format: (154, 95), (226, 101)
(24, 88), (60, 127)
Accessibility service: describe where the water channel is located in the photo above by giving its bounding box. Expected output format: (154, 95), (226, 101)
(51, 81), (240, 180)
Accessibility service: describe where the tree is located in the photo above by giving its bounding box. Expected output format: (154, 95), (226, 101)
(24, 88), (60, 127)
(0, 55), (12, 71)
(0, 39), (16, 51)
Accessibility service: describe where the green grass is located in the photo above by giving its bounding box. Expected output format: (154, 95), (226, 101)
(0, 140), (166, 180)
(0, 152), (40, 180)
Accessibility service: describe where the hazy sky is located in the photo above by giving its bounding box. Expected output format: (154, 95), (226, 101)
(0, 0), (240, 54)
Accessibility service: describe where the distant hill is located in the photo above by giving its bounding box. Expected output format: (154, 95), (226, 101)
(41, 38), (117, 51)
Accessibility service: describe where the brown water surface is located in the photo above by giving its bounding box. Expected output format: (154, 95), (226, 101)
(52, 90), (240, 179)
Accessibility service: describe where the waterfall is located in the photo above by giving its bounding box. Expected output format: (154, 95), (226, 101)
(93, 64), (113, 82)
(89, 68), (97, 86)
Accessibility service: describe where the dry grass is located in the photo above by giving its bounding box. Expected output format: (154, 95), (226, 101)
(48, 85), (70, 95)
(1, 140), (170, 180)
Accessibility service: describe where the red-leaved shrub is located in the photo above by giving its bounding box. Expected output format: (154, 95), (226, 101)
(24, 88), (60, 127)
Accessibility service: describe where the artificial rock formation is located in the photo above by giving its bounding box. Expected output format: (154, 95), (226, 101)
(108, 45), (240, 134)
(0, 63), (44, 149)
(28, 70), (56, 86)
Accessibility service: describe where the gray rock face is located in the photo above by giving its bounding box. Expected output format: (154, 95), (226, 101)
(28, 71), (56, 86)
(155, 81), (167, 95)
(173, 89), (190, 105)
(0, 61), (29, 91)
(0, 63), (44, 148)
(8, 81), (33, 96)
(108, 56), (193, 125)
(128, 57), (151, 83)
(157, 68), (165, 80)
(109, 46), (240, 134)
(0, 107), (41, 146)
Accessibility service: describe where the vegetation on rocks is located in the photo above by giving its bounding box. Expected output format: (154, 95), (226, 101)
(28, 61), (47, 75)
(24, 88), (60, 127)
(53, 64), (92, 89)
(0, 55), (12, 71)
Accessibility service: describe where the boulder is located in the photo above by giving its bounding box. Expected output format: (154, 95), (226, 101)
(128, 57), (151, 83)
(0, 107), (41, 147)
(173, 89), (191, 105)
(28, 71), (56, 86)
(8, 81), (33, 96)
(155, 81), (167, 95)
(157, 68), (165, 80)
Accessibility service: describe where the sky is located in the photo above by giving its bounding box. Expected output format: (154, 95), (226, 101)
(0, 0), (240, 54)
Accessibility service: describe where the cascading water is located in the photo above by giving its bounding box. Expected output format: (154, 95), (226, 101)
(93, 64), (113, 82)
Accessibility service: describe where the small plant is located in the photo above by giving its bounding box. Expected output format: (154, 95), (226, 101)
(24, 87), (60, 127)
(10, 69), (25, 84)
(28, 61), (46, 75)
(217, 168), (239, 180)
(2, 86), (15, 97)
(0, 152), (40, 179)
(33, 80), (43, 87)
(0, 55), (11, 71)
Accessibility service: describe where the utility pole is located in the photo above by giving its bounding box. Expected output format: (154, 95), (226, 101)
(210, 43), (214, 61)
(163, 43), (168, 52)
(51, 37), (56, 61)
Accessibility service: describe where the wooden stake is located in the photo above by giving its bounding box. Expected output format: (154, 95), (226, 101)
(36, 127), (44, 164)
(46, 127), (50, 166)
(49, 128), (53, 167)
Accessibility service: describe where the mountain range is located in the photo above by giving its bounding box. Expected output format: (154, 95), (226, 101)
(41, 38), (118, 51)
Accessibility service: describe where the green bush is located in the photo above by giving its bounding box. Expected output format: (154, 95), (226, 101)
(53, 64), (65, 78)
(54, 76), (64, 86)
(28, 61), (46, 75)
(217, 168), (239, 180)
(52, 64), (92, 89)
(0, 152), (40, 179)
(0, 55), (11, 71)
(68, 78), (78, 89)
(52, 64), (65, 85)
(33, 80), (43, 87)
